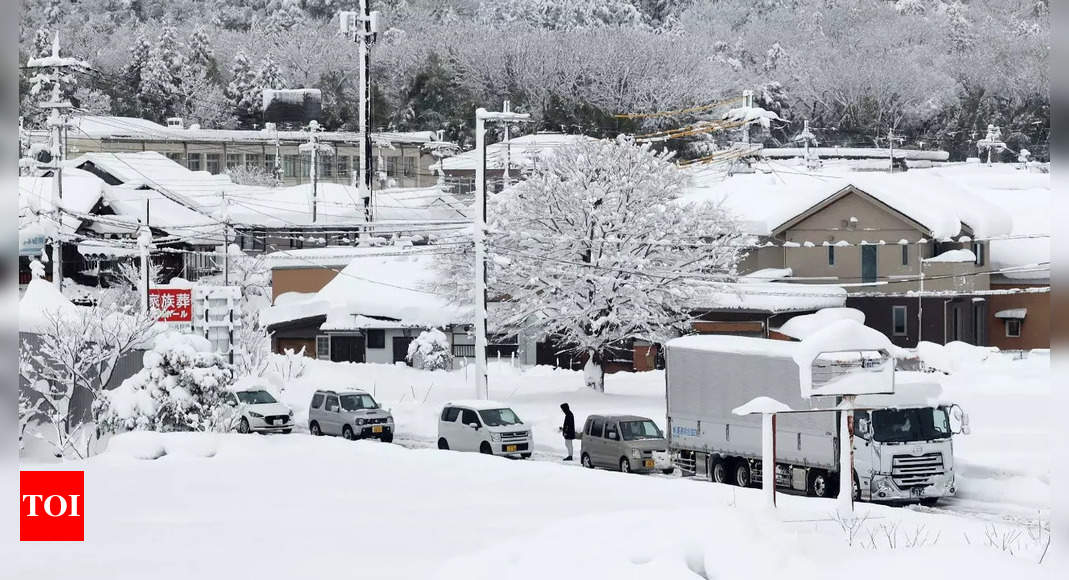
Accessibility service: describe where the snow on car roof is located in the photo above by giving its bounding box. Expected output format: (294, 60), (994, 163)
(444, 399), (515, 411)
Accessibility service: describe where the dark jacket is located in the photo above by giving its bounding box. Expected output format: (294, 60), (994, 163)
(561, 403), (576, 440)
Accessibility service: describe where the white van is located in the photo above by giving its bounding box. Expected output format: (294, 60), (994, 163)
(436, 400), (532, 458)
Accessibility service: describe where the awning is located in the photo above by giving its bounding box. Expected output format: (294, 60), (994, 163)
(994, 308), (1027, 319)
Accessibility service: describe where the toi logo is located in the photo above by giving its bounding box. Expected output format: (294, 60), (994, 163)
(20, 471), (84, 541)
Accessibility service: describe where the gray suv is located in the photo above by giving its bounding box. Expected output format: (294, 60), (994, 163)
(580, 414), (673, 474)
(308, 389), (394, 442)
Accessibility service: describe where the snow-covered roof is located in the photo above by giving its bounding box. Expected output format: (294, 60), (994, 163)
(760, 147), (949, 161)
(63, 115), (440, 147)
(924, 249), (976, 263)
(994, 308), (1027, 319)
(685, 282), (846, 313)
(777, 307), (865, 340)
(71, 151), (228, 210)
(437, 133), (599, 172)
(18, 168), (107, 231)
(18, 278), (79, 333)
(444, 399), (515, 411)
(739, 268), (793, 283)
(260, 247), (469, 329)
(666, 334), (800, 358)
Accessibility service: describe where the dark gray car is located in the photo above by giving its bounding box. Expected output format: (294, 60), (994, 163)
(580, 414), (673, 474)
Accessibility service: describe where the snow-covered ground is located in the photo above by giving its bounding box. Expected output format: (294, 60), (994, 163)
(12, 355), (1051, 578)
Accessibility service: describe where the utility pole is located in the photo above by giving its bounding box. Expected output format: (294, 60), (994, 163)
(977, 124), (1005, 166)
(138, 223), (152, 314)
(741, 89), (754, 146)
(340, 5), (381, 235)
(299, 120), (332, 223)
(26, 33), (82, 289)
(221, 192), (230, 287)
(474, 107), (530, 399)
(502, 100), (512, 188)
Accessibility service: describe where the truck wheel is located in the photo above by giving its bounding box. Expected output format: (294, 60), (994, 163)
(808, 470), (831, 498)
(733, 460), (751, 487)
(437, 438), (449, 450)
(342, 425), (355, 440)
(310, 421), (322, 436)
(480, 441), (493, 454)
(710, 457), (728, 484)
(620, 458), (632, 473)
(581, 453), (594, 469)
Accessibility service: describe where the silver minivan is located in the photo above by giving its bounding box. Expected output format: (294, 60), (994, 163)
(308, 389), (394, 442)
(580, 414), (673, 474)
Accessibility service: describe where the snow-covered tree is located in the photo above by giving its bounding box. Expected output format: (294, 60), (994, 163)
(187, 27), (220, 83)
(96, 332), (236, 433)
(225, 52), (261, 127)
(406, 328), (454, 371)
(139, 25), (186, 119)
(116, 32), (152, 116)
(437, 137), (744, 391)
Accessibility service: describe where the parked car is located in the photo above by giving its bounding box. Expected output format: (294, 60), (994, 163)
(223, 388), (294, 434)
(437, 400), (532, 458)
(308, 389), (394, 442)
(580, 414), (673, 474)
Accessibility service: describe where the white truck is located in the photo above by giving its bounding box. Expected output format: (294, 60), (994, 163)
(664, 331), (967, 505)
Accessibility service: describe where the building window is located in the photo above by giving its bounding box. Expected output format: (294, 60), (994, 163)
(187, 153), (202, 172)
(901, 244), (909, 266)
(264, 154), (276, 174)
(403, 157), (415, 177)
(892, 305), (908, 336)
(337, 156), (350, 177)
(827, 245), (836, 266)
(1005, 319), (1021, 338)
(226, 153), (243, 170)
(316, 336), (330, 360)
(972, 241), (985, 266)
(289, 236), (303, 249)
(320, 155), (333, 178)
(166, 152), (183, 165)
(386, 156), (398, 176)
(245, 154), (261, 170)
(366, 329), (385, 349)
(284, 154), (299, 178)
(205, 153), (221, 174)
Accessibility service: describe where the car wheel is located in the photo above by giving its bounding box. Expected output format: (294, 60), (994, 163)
(342, 425), (355, 440)
(581, 453), (594, 469)
(309, 422), (322, 436)
(479, 441), (493, 455)
(382, 433), (394, 443)
(661, 468), (675, 475)
(620, 458), (632, 473)
(281, 429), (292, 435)
(437, 438), (449, 450)
(808, 470), (831, 498)
(237, 417), (250, 434)
(520, 453), (532, 459)
(734, 460), (751, 487)
(710, 457), (728, 484)
(919, 497), (940, 507)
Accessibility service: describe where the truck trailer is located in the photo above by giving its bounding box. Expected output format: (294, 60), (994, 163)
(664, 331), (965, 505)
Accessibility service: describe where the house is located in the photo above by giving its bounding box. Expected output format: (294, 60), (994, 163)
(38, 115), (449, 189)
(680, 159), (1050, 348)
(435, 133), (598, 195)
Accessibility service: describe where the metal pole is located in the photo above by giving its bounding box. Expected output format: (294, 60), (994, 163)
(762, 413), (776, 508)
(310, 122), (318, 223)
(474, 108), (489, 399)
(138, 225), (151, 313)
(838, 396), (855, 513)
(889, 127), (894, 172)
(358, 0), (374, 229)
(503, 100), (511, 188)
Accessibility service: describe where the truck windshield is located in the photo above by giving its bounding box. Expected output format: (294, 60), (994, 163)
(480, 408), (522, 427)
(619, 420), (663, 441)
(871, 407), (951, 443)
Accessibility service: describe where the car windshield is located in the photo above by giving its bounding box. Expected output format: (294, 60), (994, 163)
(236, 390), (277, 405)
(619, 420), (663, 441)
(340, 394), (379, 411)
(871, 407), (951, 443)
(479, 408), (521, 427)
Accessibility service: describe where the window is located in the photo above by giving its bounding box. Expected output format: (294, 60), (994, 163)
(187, 153), (202, 172)
(604, 422), (618, 440)
(205, 153), (221, 174)
(320, 155), (333, 178)
(892, 305), (908, 336)
(311, 393), (325, 409)
(828, 245), (836, 266)
(337, 156), (350, 177)
(264, 154), (276, 174)
(460, 409), (480, 427)
(1006, 319), (1021, 338)
(316, 335), (330, 359)
(226, 153), (243, 170)
(589, 417), (604, 438)
(386, 156), (398, 176)
(284, 155), (300, 178)
(245, 154), (261, 170)
(166, 152), (183, 165)
(289, 236), (303, 249)
(441, 407), (461, 422)
(901, 244), (909, 266)
(366, 329), (385, 349)
(325, 395), (340, 412)
(403, 157), (415, 177)
(972, 242), (985, 266)
(251, 230), (265, 251)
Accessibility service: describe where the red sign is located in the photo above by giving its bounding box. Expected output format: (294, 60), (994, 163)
(20, 470), (84, 541)
(149, 288), (193, 322)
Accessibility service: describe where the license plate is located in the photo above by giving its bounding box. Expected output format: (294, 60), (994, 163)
(644, 459), (655, 468)
(505, 445), (517, 453)
(911, 487), (924, 498)
(372, 426), (383, 434)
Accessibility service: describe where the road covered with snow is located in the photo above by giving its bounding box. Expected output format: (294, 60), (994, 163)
(11, 353), (1051, 578)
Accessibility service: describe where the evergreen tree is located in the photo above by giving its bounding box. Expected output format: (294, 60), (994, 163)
(117, 32), (152, 117)
(139, 26), (185, 120)
(225, 52), (260, 127)
(187, 27), (220, 83)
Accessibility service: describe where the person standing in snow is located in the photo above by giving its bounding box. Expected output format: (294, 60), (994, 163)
(559, 403), (576, 461)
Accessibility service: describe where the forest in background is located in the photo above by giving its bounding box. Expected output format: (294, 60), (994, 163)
(18, 0), (1050, 160)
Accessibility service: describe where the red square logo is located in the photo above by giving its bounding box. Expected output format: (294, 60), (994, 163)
(20, 471), (84, 541)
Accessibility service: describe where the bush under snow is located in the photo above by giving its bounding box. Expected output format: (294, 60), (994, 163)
(97, 332), (236, 433)
(406, 329), (454, 371)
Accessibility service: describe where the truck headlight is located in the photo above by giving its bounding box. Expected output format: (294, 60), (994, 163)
(249, 411), (263, 418)
(356, 418), (366, 426)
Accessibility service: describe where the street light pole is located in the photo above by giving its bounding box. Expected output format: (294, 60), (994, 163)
(473, 107), (530, 399)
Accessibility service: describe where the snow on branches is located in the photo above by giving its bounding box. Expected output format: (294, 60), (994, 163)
(438, 136), (744, 391)
(407, 328), (454, 371)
